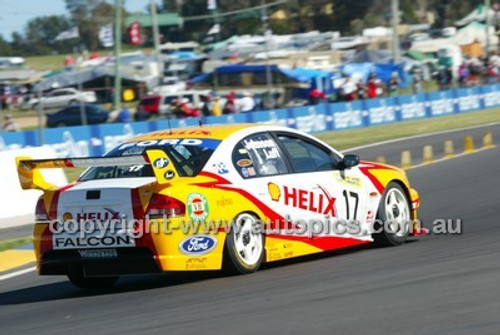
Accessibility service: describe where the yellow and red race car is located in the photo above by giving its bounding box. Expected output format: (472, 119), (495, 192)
(17, 124), (421, 289)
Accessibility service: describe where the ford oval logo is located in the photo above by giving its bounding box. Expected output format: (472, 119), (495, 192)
(179, 235), (217, 255)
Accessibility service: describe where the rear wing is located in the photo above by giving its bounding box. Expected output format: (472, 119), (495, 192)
(16, 149), (178, 191)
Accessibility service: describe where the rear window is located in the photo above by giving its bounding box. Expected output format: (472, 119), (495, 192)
(79, 138), (220, 181)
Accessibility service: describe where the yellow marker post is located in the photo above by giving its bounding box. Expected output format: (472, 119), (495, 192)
(376, 156), (386, 164)
(423, 145), (434, 164)
(444, 140), (455, 158)
(401, 150), (412, 169)
(464, 136), (475, 153)
(483, 131), (495, 149)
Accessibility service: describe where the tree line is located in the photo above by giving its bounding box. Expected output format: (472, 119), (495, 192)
(0, 0), (485, 57)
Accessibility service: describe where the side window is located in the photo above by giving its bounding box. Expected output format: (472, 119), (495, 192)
(183, 94), (194, 103)
(141, 98), (155, 106)
(164, 96), (177, 105)
(277, 135), (340, 173)
(232, 133), (288, 178)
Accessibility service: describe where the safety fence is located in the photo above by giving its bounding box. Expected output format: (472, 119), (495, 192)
(1, 84), (499, 158)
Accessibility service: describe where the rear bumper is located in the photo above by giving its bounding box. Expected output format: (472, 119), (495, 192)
(39, 248), (162, 277)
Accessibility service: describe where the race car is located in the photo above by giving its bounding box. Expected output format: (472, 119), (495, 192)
(16, 124), (421, 289)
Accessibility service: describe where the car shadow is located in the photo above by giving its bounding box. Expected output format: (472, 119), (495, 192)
(0, 239), (418, 306)
(0, 270), (221, 306)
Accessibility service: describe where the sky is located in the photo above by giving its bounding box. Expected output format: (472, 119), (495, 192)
(0, 0), (149, 40)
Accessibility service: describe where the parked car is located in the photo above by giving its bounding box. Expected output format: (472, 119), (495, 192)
(0, 84), (26, 109)
(161, 90), (211, 111)
(24, 88), (97, 110)
(138, 90), (212, 118)
(46, 104), (109, 128)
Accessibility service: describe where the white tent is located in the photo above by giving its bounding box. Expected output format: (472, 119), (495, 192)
(411, 22), (498, 53)
(452, 22), (498, 46)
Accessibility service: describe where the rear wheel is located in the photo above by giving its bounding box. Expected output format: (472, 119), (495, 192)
(225, 213), (264, 274)
(67, 268), (119, 290)
(373, 182), (411, 246)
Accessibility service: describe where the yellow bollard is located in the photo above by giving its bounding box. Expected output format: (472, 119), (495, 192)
(401, 150), (412, 169)
(376, 156), (386, 164)
(483, 131), (496, 149)
(444, 140), (455, 158)
(423, 145), (434, 164)
(464, 136), (475, 153)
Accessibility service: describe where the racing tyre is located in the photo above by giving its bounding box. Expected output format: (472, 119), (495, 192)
(373, 182), (411, 247)
(67, 268), (119, 290)
(225, 213), (264, 274)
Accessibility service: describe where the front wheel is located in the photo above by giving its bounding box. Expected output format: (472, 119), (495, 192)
(67, 268), (119, 290)
(225, 213), (264, 274)
(373, 182), (411, 246)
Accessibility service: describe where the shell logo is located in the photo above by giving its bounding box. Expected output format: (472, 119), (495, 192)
(62, 212), (73, 222)
(268, 182), (281, 202)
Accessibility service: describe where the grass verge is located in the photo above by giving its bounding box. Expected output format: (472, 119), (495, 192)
(0, 236), (32, 252)
(65, 168), (86, 183)
(316, 108), (500, 151)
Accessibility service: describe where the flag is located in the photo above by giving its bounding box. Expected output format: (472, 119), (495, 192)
(54, 27), (79, 41)
(99, 24), (114, 48)
(207, 23), (220, 35)
(128, 22), (142, 45)
(207, 0), (217, 10)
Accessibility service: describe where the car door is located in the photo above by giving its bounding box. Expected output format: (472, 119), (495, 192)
(231, 132), (334, 235)
(65, 106), (83, 125)
(43, 91), (57, 108)
(57, 90), (73, 106)
(272, 132), (370, 238)
(85, 105), (107, 124)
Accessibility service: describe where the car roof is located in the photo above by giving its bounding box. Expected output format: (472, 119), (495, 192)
(125, 124), (286, 142)
(141, 95), (162, 100)
(162, 90), (210, 97)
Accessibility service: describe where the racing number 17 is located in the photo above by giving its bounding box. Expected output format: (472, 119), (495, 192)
(342, 191), (359, 220)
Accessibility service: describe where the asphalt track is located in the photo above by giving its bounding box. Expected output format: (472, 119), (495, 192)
(344, 121), (500, 166)
(1, 136), (500, 334)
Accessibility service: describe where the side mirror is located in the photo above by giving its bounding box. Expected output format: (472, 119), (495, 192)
(338, 154), (359, 170)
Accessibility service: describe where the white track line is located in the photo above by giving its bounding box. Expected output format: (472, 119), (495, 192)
(344, 121), (500, 152)
(0, 266), (36, 281)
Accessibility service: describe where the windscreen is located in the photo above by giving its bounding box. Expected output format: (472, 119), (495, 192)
(78, 138), (220, 181)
